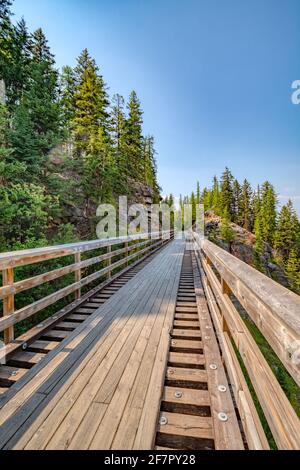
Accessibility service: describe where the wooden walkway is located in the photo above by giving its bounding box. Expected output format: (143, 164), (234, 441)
(0, 240), (188, 450)
(1, 235), (299, 450)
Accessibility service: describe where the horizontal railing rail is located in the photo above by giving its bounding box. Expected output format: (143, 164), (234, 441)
(0, 231), (173, 344)
(192, 234), (300, 450)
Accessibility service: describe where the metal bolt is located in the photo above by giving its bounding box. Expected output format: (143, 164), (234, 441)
(218, 385), (227, 393)
(160, 416), (168, 426)
(167, 368), (174, 375)
(174, 391), (183, 399)
(218, 412), (228, 422)
(206, 325), (211, 330)
(210, 364), (218, 370)
(172, 340), (177, 346)
(205, 336), (211, 340)
(11, 371), (18, 377)
(22, 342), (28, 351)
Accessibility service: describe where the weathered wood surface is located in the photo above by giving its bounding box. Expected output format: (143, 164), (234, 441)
(0, 232), (165, 270)
(0, 237), (165, 336)
(198, 237), (300, 387)
(193, 235), (300, 450)
(0, 239), (185, 450)
(191, 252), (244, 450)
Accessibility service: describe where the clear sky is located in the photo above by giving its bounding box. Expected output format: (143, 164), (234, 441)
(12, 0), (300, 213)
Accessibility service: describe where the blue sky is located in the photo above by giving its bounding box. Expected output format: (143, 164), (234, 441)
(12, 0), (300, 213)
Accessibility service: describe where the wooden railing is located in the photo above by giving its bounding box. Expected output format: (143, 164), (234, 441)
(192, 235), (300, 450)
(0, 232), (172, 345)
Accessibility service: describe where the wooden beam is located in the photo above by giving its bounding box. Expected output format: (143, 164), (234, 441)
(2, 268), (14, 344)
(74, 253), (81, 300)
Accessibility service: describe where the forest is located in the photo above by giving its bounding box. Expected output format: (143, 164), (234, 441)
(165, 168), (300, 295)
(0, 0), (160, 254)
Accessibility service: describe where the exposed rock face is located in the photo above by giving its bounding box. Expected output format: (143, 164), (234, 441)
(47, 150), (157, 239)
(204, 210), (288, 287)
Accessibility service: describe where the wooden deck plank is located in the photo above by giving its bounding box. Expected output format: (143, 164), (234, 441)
(110, 251), (183, 449)
(0, 244), (172, 447)
(13, 245), (176, 450)
(0, 240), (183, 450)
(157, 412), (214, 440)
(47, 246), (180, 450)
(191, 252), (244, 450)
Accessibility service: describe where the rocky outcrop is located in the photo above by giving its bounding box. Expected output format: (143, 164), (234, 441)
(204, 210), (289, 287)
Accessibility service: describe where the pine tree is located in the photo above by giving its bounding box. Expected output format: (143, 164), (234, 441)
(196, 181), (201, 205)
(143, 135), (159, 196)
(274, 200), (299, 263)
(190, 191), (196, 223)
(110, 93), (127, 181)
(60, 65), (76, 133)
(285, 248), (300, 294)
(260, 181), (277, 246)
(232, 179), (242, 225)
(220, 209), (235, 253)
(30, 28), (54, 64)
(240, 179), (253, 231)
(212, 176), (220, 213)
(83, 126), (113, 202)
(0, 0), (12, 18)
(0, 5), (31, 109)
(220, 167), (234, 219)
(73, 49), (110, 156)
(124, 90), (144, 180)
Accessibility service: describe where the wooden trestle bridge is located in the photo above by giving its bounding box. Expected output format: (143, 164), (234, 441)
(0, 232), (299, 450)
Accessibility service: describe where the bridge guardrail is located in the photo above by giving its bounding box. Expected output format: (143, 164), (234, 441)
(0, 231), (173, 345)
(193, 234), (300, 450)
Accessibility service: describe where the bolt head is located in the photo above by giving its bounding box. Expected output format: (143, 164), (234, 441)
(22, 342), (28, 351)
(218, 412), (228, 422)
(218, 385), (227, 393)
(159, 416), (168, 426)
(210, 364), (218, 370)
(174, 391), (183, 399)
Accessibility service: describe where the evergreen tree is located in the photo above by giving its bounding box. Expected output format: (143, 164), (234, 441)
(190, 191), (196, 223)
(196, 181), (201, 205)
(212, 176), (220, 213)
(260, 181), (277, 246)
(274, 200), (299, 263)
(60, 65), (76, 133)
(143, 135), (159, 196)
(83, 126), (114, 202)
(285, 248), (300, 294)
(220, 209), (235, 253)
(73, 49), (110, 156)
(240, 179), (253, 231)
(124, 90), (144, 180)
(110, 93), (127, 182)
(232, 179), (242, 225)
(0, 0), (12, 18)
(29, 27), (54, 64)
(220, 167), (234, 218)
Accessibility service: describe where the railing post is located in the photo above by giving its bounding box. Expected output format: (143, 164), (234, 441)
(125, 242), (129, 266)
(75, 252), (81, 300)
(107, 245), (112, 279)
(221, 278), (231, 334)
(2, 267), (14, 344)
